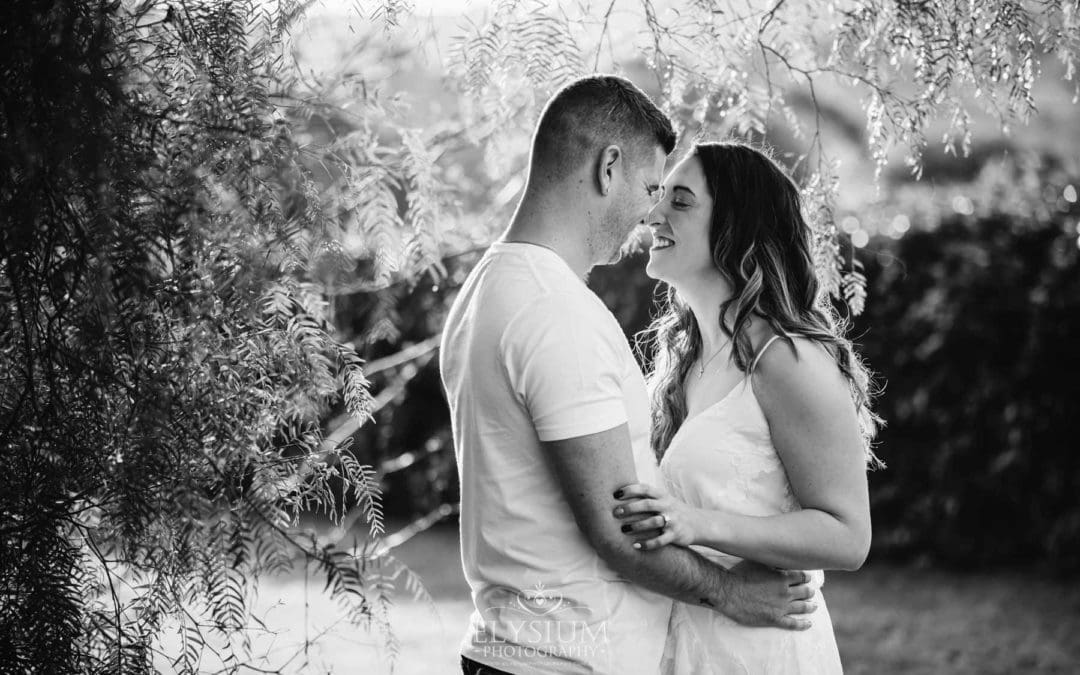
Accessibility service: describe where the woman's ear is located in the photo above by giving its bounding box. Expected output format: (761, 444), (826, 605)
(595, 144), (622, 197)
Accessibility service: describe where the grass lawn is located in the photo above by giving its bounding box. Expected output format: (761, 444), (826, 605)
(237, 522), (1079, 674)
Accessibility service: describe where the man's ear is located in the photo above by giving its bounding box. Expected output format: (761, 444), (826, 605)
(595, 144), (622, 197)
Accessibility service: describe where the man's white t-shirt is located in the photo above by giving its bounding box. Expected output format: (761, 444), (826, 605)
(440, 242), (673, 674)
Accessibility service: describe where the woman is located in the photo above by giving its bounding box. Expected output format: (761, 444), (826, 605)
(612, 142), (882, 673)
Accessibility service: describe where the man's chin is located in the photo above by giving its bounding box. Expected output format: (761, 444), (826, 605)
(606, 245), (627, 265)
(614, 224), (650, 261)
(592, 238), (630, 267)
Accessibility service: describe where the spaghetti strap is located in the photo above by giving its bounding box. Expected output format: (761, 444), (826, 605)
(749, 335), (784, 373)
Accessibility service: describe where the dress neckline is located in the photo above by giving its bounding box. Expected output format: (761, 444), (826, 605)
(683, 377), (750, 426)
(664, 378), (754, 456)
(661, 334), (784, 459)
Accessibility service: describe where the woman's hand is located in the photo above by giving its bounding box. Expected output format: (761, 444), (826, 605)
(612, 482), (701, 550)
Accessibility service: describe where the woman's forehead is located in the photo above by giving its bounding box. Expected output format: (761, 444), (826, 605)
(664, 154), (706, 188)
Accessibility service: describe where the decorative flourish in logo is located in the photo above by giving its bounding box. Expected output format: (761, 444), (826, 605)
(485, 582), (592, 618)
(516, 582), (569, 616)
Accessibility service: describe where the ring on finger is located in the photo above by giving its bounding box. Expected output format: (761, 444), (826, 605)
(659, 513), (668, 530)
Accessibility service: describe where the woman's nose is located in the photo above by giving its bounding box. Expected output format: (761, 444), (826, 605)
(645, 202), (664, 227)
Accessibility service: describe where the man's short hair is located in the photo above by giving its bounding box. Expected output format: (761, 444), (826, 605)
(530, 75), (676, 178)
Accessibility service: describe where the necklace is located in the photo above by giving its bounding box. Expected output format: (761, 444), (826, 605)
(696, 343), (729, 377)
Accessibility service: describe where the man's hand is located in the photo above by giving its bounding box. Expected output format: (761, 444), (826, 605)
(714, 560), (818, 630)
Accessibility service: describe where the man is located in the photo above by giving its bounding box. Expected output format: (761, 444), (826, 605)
(440, 75), (816, 675)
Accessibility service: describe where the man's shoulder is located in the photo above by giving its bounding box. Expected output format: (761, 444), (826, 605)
(484, 250), (583, 296)
(504, 287), (617, 339)
(472, 258), (597, 318)
(455, 249), (624, 348)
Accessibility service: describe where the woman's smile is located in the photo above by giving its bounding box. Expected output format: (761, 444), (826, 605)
(651, 233), (675, 250)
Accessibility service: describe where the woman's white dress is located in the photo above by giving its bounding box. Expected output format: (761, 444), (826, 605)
(658, 343), (844, 674)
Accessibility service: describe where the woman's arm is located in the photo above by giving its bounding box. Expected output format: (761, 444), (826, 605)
(615, 338), (872, 571)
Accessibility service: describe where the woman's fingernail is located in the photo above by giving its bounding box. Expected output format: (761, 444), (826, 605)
(613, 489), (624, 499)
(632, 542), (642, 550)
(614, 507), (624, 516)
(621, 524), (632, 533)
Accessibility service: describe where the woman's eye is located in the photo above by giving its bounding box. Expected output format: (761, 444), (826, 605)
(672, 200), (690, 209)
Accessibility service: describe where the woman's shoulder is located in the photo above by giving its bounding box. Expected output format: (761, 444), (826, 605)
(750, 334), (848, 408)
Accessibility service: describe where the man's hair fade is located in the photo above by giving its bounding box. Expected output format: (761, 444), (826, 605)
(530, 75), (676, 177)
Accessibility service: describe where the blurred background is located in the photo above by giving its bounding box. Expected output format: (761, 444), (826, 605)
(269, 2), (1080, 673)
(4, 0), (1079, 673)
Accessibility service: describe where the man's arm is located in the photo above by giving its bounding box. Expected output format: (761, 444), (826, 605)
(542, 424), (816, 630)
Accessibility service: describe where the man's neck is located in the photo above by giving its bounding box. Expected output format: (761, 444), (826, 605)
(503, 191), (596, 278)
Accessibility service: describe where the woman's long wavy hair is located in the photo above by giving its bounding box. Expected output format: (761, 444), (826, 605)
(642, 142), (883, 466)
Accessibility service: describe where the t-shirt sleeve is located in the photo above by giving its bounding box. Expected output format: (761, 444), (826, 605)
(500, 292), (629, 442)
